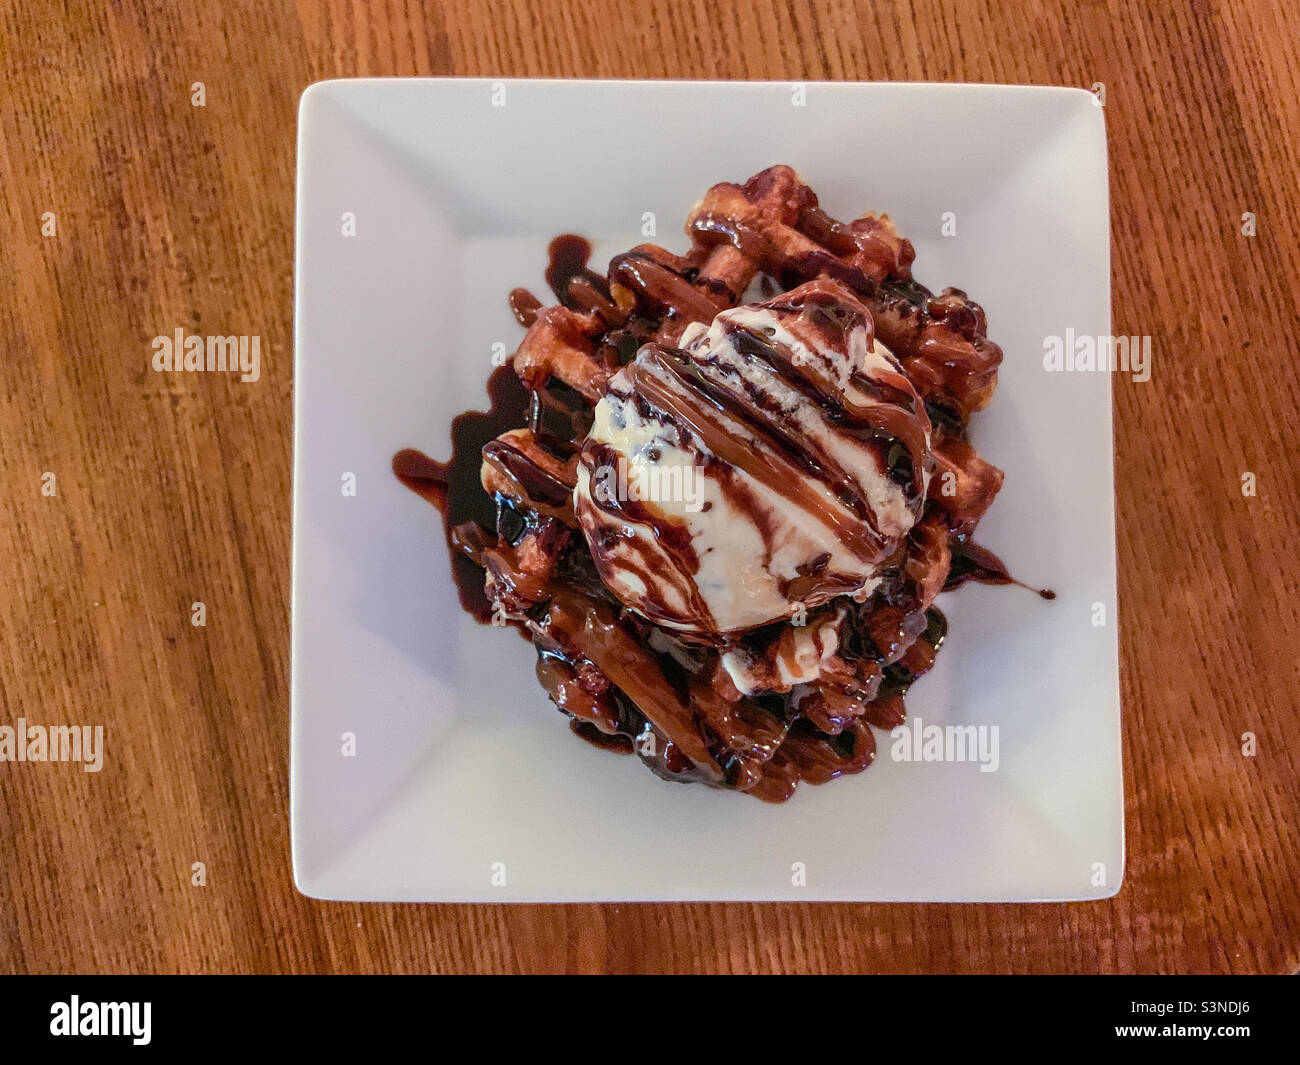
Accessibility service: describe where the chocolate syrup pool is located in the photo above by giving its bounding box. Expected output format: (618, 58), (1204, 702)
(391, 364), (530, 621)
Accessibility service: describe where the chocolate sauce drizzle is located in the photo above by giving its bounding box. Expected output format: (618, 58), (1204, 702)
(946, 537), (1056, 600)
(575, 281), (934, 635)
(393, 166), (1051, 802)
(391, 364), (530, 621)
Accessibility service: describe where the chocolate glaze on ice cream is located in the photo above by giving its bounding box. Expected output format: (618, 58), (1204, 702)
(575, 279), (933, 637)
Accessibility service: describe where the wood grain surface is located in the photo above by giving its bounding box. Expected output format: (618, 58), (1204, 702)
(1, 0), (1297, 975)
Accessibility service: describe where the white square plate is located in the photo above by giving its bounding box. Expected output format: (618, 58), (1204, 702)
(292, 78), (1121, 902)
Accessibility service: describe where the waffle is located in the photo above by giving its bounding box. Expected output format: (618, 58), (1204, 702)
(439, 166), (1012, 802)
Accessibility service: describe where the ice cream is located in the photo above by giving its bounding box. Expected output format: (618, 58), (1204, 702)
(574, 279), (933, 637)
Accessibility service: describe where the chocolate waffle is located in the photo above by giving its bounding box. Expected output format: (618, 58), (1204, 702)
(396, 166), (1043, 803)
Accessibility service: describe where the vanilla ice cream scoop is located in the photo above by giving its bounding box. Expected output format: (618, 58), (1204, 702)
(573, 279), (932, 638)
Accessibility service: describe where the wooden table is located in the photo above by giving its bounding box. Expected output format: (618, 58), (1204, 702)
(2, 0), (1296, 975)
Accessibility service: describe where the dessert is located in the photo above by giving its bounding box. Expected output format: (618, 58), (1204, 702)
(394, 166), (1047, 802)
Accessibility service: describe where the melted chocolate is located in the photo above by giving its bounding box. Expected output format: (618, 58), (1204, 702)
(609, 251), (723, 327)
(481, 438), (574, 515)
(508, 288), (542, 327)
(574, 280), (936, 636)
(391, 364), (530, 620)
(392, 167), (1046, 803)
(545, 234), (610, 309)
(946, 538), (1055, 600)
(723, 313), (929, 503)
(628, 343), (891, 557)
